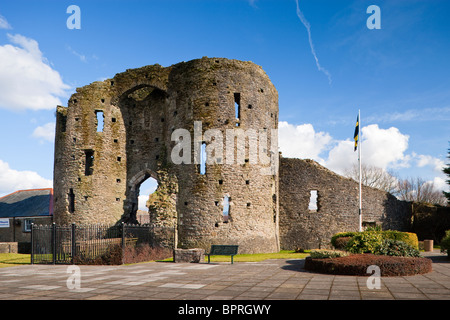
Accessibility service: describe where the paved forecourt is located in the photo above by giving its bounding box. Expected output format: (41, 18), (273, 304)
(0, 251), (449, 300)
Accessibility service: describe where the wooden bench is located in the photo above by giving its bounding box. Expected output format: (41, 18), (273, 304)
(206, 245), (239, 264)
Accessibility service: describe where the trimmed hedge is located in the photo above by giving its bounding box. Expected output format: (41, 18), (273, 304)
(304, 254), (432, 276)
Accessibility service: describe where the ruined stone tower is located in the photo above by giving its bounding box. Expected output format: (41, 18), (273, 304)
(53, 57), (280, 253)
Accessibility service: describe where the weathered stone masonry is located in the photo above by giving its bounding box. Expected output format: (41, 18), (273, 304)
(53, 57), (279, 254)
(53, 57), (412, 253)
(278, 158), (412, 250)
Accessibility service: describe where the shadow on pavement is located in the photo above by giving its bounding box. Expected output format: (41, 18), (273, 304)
(280, 259), (312, 273)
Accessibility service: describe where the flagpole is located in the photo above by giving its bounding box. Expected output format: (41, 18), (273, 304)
(358, 109), (362, 232)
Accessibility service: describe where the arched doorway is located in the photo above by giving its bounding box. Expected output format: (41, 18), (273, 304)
(137, 176), (158, 224)
(125, 170), (158, 224)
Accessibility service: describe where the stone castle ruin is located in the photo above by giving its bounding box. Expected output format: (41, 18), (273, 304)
(53, 57), (411, 253)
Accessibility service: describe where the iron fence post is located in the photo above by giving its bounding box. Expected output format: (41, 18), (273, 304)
(71, 223), (76, 264)
(52, 222), (56, 264)
(30, 223), (34, 265)
(121, 222), (125, 248)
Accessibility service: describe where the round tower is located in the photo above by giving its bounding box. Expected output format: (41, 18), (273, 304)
(53, 57), (279, 253)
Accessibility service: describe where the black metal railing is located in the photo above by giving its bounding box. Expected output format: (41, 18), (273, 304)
(31, 223), (174, 265)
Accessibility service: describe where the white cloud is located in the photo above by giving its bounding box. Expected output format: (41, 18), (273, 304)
(279, 121), (411, 175)
(324, 139), (356, 175)
(138, 179), (158, 211)
(432, 176), (447, 192)
(278, 121), (332, 163)
(0, 14), (12, 29)
(138, 195), (148, 211)
(66, 45), (87, 62)
(32, 122), (56, 143)
(367, 107), (450, 123)
(0, 33), (70, 111)
(295, 0), (332, 84)
(415, 154), (445, 173)
(359, 124), (410, 169)
(278, 120), (449, 193)
(0, 159), (52, 196)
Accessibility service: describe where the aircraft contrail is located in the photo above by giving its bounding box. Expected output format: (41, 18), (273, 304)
(295, 0), (332, 85)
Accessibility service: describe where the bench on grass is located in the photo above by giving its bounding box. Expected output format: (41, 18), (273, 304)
(206, 245), (239, 264)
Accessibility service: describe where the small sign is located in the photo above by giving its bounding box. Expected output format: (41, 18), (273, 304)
(0, 218), (10, 228)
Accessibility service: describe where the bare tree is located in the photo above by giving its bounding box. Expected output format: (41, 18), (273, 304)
(396, 176), (447, 206)
(344, 163), (398, 194)
(344, 163), (447, 205)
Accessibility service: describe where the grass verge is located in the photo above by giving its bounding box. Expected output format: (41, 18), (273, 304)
(0, 250), (310, 266)
(0, 253), (31, 268)
(159, 250), (310, 263)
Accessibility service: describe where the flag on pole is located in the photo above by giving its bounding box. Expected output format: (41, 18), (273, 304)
(353, 114), (359, 151)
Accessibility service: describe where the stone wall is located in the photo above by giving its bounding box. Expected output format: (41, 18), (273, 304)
(278, 157), (412, 250)
(0, 242), (18, 254)
(53, 57), (280, 254)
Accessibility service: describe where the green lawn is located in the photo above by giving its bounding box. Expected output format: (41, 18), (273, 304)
(160, 250), (310, 263)
(0, 253), (31, 268)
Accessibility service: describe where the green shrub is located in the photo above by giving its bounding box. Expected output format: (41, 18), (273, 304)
(309, 249), (349, 259)
(345, 231), (384, 254)
(334, 237), (352, 250)
(331, 232), (358, 248)
(377, 239), (420, 257)
(365, 225), (382, 232)
(440, 230), (450, 256)
(382, 230), (419, 249)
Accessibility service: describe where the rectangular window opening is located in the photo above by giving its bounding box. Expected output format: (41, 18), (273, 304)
(96, 111), (104, 132)
(59, 114), (67, 133)
(223, 195), (230, 223)
(308, 190), (318, 212)
(234, 93), (241, 120)
(84, 150), (94, 176)
(199, 142), (206, 175)
(68, 188), (75, 213)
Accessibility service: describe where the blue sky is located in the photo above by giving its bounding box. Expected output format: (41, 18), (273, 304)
(0, 0), (449, 207)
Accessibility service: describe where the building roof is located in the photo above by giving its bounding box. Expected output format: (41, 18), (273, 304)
(0, 188), (53, 218)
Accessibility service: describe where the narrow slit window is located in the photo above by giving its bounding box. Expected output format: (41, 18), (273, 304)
(84, 150), (94, 176)
(59, 114), (67, 133)
(234, 93), (241, 120)
(308, 190), (318, 212)
(96, 111), (104, 132)
(68, 188), (75, 213)
(199, 142), (206, 175)
(223, 195), (230, 223)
